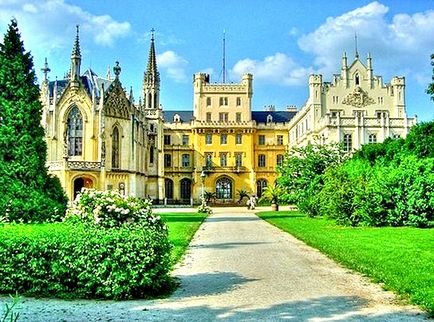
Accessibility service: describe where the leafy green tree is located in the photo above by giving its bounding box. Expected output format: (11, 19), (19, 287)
(427, 54), (434, 101)
(277, 143), (348, 216)
(0, 19), (67, 222)
(236, 189), (249, 203)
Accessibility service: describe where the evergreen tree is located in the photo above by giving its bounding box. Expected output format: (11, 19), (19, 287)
(0, 19), (67, 222)
(427, 54), (434, 101)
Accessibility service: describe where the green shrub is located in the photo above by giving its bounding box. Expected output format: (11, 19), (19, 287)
(0, 222), (172, 299)
(387, 156), (434, 228)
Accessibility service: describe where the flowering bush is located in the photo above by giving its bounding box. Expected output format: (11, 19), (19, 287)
(66, 188), (165, 230)
(197, 199), (213, 214)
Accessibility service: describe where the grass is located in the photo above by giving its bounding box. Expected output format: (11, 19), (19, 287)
(257, 211), (434, 314)
(160, 212), (208, 264)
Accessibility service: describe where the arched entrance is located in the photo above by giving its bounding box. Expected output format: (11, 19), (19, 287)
(180, 178), (192, 203)
(73, 177), (93, 199)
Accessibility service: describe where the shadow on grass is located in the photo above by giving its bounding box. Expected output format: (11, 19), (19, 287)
(258, 213), (306, 220)
(161, 214), (206, 223)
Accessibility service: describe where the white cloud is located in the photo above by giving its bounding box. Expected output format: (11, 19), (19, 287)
(0, 0), (131, 50)
(231, 53), (312, 86)
(157, 50), (188, 83)
(298, 1), (434, 84)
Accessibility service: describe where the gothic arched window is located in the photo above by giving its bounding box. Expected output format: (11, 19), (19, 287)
(256, 179), (268, 198)
(355, 73), (360, 86)
(180, 178), (192, 201)
(67, 106), (83, 156)
(112, 127), (120, 169)
(216, 177), (232, 199)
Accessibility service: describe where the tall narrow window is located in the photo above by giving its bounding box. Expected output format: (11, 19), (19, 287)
(258, 154), (266, 167)
(206, 133), (212, 144)
(182, 135), (189, 146)
(67, 106), (83, 156)
(258, 135), (265, 145)
(220, 153), (227, 167)
(112, 127), (120, 169)
(165, 179), (173, 199)
(182, 154), (190, 167)
(236, 97), (241, 106)
(206, 97), (211, 106)
(205, 153), (213, 168)
(276, 154), (284, 166)
(180, 179), (192, 201)
(220, 133), (227, 145)
(149, 146), (154, 164)
(236, 133), (242, 144)
(206, 112), (212, 122)
(164, 135), (171, 145)
(343, 134), (352, 152)
(256, 179), (267, 198)
(236, 112), (242, 122)
(164, 154), (172, 167)
(355, 73), (360, 86)
(235, 152), (243, 167)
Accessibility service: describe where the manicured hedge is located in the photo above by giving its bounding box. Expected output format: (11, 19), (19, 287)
(0, 222), (172, 299)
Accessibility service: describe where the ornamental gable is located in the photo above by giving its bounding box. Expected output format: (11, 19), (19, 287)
(104, 80), (131, 120)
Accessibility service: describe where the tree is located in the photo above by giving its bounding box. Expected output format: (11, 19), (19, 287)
(0, 19), (67, 222)
(277, 143), (348, 216)
(427, 54), (434, 101)
(236, 189), (249, 204)
(259, 184), (283, 211)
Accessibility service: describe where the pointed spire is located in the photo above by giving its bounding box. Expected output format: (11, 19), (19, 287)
(106, 65), (111, 80)
(41, 57), (51, 82)
(341, 51), (348, 69)
(72, 25), (81, 57)
(70, 25), (82, 84)
(144, 28), (160, 86)
(354, 32), (359, 59)
(222, 30), (226, 83)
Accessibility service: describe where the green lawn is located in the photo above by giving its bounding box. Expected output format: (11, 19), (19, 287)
(160, 212), (208, 264)
(257, 211), (434, 314)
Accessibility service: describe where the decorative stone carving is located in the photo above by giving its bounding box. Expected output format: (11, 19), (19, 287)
(104, 81), (130, 119)
(342, 86), (375, 108)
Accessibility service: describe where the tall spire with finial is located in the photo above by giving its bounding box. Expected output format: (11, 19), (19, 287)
(143, 28), (160, 109)
(354, 32), (359, 59)
(41, 57), (51, 82)
(70, 25), (82, 84)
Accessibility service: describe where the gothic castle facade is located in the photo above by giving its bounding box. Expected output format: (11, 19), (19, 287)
(40, 27), (416, 203)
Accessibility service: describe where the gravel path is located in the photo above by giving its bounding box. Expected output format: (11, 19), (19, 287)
(2, 207), (428, 321)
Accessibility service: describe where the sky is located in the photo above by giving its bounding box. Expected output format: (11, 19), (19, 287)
(0, 0), (433, 121)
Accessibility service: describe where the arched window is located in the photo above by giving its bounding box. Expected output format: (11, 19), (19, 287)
(355, 73), (360, 86)
(368, 134), (377, 144)
(112, 127), (120, 169)
(216, 177), (232, 199)
(267, 114), (273, 123)
(256, 179), (267, 198)
(343, 134), (352, 152)
(165, 178), (173, 200)
(67, 106), (83, 156)
(180, 178), (192, 201)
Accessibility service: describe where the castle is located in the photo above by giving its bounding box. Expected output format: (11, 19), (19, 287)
(40, 27), (416, 203)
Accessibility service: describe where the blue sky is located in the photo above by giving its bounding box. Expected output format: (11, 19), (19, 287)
(1, 0), (433, 120)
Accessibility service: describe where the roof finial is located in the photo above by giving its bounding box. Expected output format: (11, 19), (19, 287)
(113, 61), (121, 79)
(354, 32), (359, 59)
(41, 57), (51, 82)
(150, 28), (155, 41)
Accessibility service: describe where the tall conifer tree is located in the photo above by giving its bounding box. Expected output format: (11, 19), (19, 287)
(0, 19), (66, 222)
